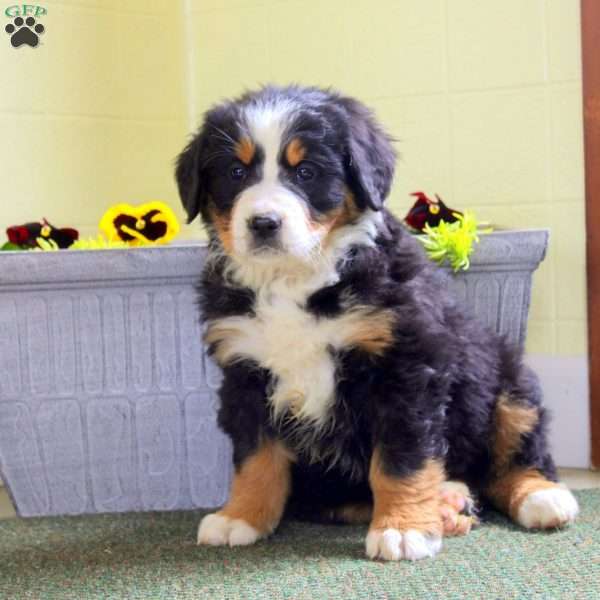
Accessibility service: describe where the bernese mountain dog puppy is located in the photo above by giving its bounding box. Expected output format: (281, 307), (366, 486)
(175, 85), (578, 561)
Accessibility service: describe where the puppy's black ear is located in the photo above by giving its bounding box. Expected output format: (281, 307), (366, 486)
(175, 131), (208, 224)
(341, 99), (396, 211)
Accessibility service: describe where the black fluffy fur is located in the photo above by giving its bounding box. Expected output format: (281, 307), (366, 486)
(176, 85), (557, 519)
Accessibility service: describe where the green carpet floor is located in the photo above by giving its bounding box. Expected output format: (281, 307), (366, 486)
(1, 490), (599, 600)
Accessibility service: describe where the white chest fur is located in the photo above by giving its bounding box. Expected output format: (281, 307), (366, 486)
(207, 279), (342, 425)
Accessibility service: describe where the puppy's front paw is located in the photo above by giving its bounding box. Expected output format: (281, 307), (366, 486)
(517, 487), (579, 529)
(365, 528), (442, 561)
(197, 513), (261, 547)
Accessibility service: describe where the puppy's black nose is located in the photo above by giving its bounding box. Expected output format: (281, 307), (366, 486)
(248, 213), (282, 237)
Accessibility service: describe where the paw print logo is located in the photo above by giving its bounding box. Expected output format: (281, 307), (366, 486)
(5, 16), (45, 48)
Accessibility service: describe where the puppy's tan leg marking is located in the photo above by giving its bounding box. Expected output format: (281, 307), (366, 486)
(366, 449), (444, 561)
(197, 440), (292, 546)
(486, 468), (578, 529)
(493, 394), (539, 473)
(487, 394), (578, 529)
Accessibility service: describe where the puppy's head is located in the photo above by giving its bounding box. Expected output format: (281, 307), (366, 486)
(176, 86), (395, 267)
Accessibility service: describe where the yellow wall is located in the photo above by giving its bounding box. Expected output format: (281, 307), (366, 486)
(0, 0), (188, 239)
(185, 0), (586, 356)
(0, 0), (586, 357)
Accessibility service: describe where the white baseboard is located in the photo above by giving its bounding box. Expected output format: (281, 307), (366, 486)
(525, 354), (590, 468)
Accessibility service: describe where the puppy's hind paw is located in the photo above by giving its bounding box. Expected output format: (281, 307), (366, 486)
(517, 487), (579, 529)
(440, 480), (478, 536)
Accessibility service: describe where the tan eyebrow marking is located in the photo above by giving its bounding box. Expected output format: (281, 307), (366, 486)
(285, 137), (306, 166)
(235, 137), (256, 165)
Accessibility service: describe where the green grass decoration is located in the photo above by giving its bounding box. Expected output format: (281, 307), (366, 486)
(34, 237), (60, 251)
(418, 212), (491, 272)
(32, 235), (129, 251)
(69, 235), (129, 250)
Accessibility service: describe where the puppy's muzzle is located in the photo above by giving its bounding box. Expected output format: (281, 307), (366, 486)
(248, 213), (282, 248)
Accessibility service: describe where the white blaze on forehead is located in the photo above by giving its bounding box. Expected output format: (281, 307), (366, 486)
(231, 99), (321, 262)
(243, 99), (298, 183)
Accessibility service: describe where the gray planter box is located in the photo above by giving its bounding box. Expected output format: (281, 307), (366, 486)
(0, 230), (548, 517)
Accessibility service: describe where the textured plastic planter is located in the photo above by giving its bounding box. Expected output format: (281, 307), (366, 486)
(0, 229), (548, 517)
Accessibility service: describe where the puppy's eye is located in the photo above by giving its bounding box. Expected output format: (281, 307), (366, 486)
(229, 164), (247, 181)
(296, 162), (315, 182)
